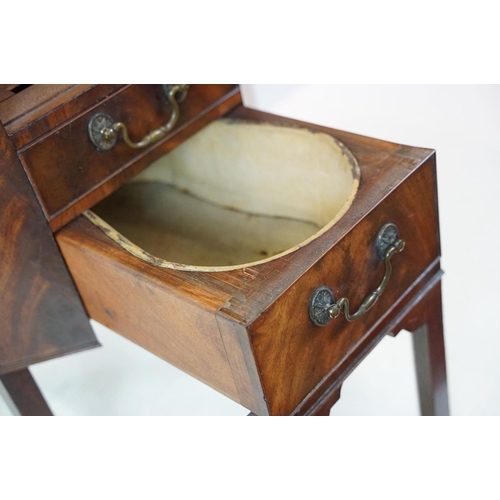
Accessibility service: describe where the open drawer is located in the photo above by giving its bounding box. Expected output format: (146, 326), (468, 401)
(55, 106), (440, 415)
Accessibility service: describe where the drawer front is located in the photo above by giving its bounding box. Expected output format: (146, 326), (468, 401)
(248, 160), (439, 415)
(20, 84), (240, 229)
(1, 85), (125, 149)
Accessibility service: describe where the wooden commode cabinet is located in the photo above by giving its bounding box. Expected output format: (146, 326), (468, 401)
(0, 84), (449, 416)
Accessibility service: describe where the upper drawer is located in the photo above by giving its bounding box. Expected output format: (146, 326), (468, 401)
(17, 84), (240, 231)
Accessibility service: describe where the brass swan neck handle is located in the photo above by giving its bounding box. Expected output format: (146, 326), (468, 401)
(327, 237), (404, 322)
(88, 84), (189, 151)
(309, 223), (405, 327)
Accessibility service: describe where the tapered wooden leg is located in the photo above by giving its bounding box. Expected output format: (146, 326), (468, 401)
(399, 280), (449, 416)
(0, 368), (53, 416)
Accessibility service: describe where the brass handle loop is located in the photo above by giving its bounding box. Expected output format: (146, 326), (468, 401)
(308, 223), (405, 327)
(88, 84), (189, 151)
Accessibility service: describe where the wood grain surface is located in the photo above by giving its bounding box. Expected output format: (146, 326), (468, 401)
(0, 84), (124, 149)
(0, 122), (98, 375)
(56, 216), (242, 404)
(0, 84), (18, 104)
(56, 106), (441, 415)
(303, 268), (445, 416)
(16, 85), (240, 230)
(249, 158), (439, 415)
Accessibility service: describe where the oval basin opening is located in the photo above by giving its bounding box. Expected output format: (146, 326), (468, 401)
(88, 119), (360, 272)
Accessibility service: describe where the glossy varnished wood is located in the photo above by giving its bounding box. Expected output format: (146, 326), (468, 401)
(0, 84), (124, 149)
(49, 87), (242, 232)
(308, 271), (449, 417)
(302, 267), (444, 416)
(0, 122), (98, 375)
(56, 106), (442, 415)
(16, 84), (240, 230)
(249, 159), (439, 415)
(53, 226), (242, 403)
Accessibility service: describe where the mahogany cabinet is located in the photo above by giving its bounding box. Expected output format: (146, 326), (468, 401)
(0, 84), (449, 416)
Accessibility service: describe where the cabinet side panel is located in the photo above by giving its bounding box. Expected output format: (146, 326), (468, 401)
(0, 123), (98, 374)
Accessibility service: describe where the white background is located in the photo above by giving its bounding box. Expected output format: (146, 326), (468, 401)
(1, 85), (499, 416)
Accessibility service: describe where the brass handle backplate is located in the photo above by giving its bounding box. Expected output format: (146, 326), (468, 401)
(308, 223), (405, 327)
(88, 84), (189, 151)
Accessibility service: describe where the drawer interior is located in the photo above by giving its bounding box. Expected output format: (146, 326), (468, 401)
(88, 119), (360, 271)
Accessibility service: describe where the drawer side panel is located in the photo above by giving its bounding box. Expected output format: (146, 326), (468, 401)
(56, 222), (241, 405)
